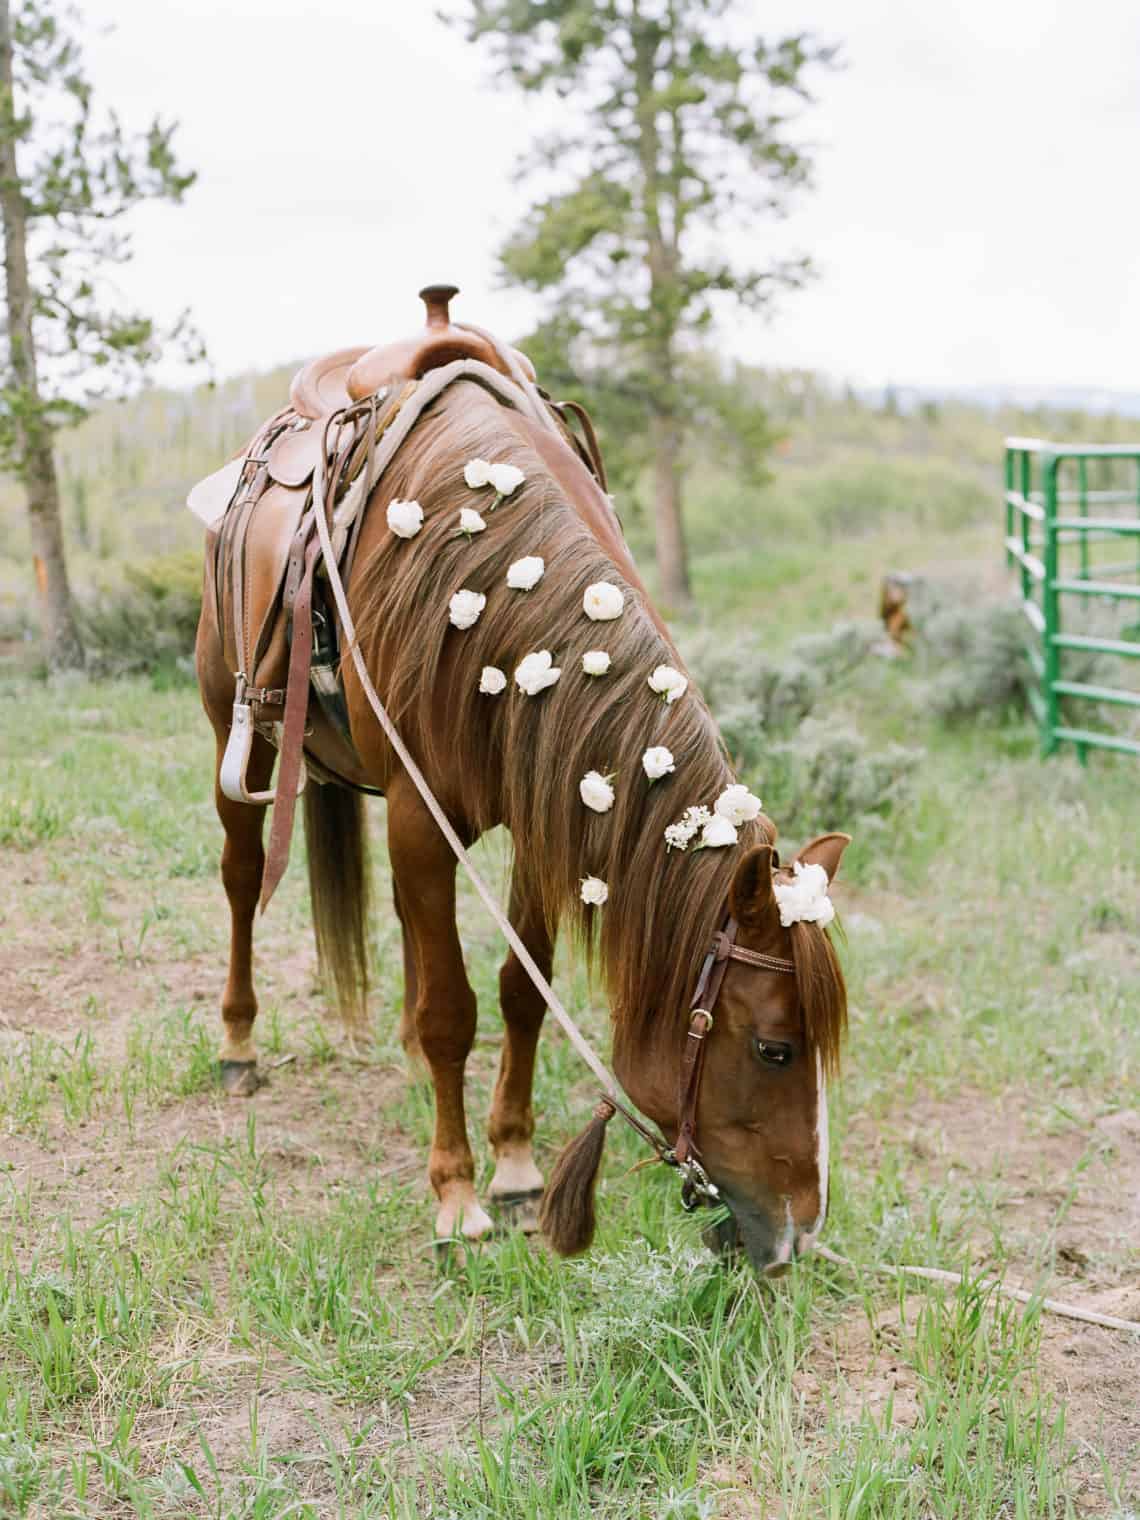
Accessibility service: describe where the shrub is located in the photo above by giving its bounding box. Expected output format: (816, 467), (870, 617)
(760, 720), (922, 840)
(77, 550), (202, 679)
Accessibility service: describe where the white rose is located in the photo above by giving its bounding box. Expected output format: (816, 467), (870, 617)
(700, 814), (738, 849)
(386, 498), (424, 538)
(714, 783), (762, 825)
(647, 665), (688, 703)
(464, 458), (492, 488)
(641, 746), (675, 781)
(489, 462), (526, 497)
(448, 589), (486, 630)
(506, 555), (545, 591)
(579, 770), (615, 813)
(514, 649), (561, 696)
(580, 875), (609, 906)
(773, 861), (835, 928)
(479, 666), (506, 694)
(583, 582), (624, 621)
(582, 650), (611, 676)
(459, 507), (486, 535)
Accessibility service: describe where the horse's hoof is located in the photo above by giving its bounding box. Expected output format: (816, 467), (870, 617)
(491, 1187), (545, 1235)
(218, 1059), (262, 1097)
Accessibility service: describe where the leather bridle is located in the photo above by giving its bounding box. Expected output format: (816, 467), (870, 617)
(595, 916), (797, 1210)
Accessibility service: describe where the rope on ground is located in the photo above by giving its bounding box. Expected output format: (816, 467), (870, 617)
(814, 1245), (1140, 1335)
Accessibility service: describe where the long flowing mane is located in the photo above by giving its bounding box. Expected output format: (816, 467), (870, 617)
(352, 382), (841, 1063)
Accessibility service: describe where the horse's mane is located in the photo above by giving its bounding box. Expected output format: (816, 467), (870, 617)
(353, 382), (843, 1064)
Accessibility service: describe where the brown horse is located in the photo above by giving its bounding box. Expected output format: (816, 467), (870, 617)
(195, 376), (850, 1274)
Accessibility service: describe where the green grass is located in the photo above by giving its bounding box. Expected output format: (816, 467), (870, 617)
(1, 380), (1138, 1515)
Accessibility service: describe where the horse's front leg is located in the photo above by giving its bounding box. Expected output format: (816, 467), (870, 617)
(386, 776), (491, 1243)
(210, 726), (276, 1096)
(487, 869), (554, 1230)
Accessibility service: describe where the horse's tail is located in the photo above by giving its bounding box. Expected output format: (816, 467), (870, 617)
(303, 781), (371, 1029)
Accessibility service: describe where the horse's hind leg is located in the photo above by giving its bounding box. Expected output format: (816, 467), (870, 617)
(386, 776), (491, 1243)
(391, 878), (425, 1075)
(488, 869), (553, 1231)
(212, 727), (276, 1096)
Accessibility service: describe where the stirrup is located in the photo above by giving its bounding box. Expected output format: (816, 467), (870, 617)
(219, 683), (306, 805)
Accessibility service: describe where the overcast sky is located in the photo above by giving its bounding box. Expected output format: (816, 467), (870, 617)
(83, 0), (1140, 393)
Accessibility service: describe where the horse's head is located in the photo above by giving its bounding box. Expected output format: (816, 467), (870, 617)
(540, 828), (850, 1276)
(686, 832), (849, 1274)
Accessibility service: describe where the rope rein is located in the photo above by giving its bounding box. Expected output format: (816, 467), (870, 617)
(815, 1246), (1140, 1336)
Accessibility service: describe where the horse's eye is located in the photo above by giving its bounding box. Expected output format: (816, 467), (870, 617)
(752, 1037), (794, 1069)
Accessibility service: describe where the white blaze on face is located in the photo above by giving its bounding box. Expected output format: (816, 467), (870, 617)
(814, 1048), (830, 1234)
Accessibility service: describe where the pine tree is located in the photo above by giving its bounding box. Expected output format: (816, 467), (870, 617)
(0, 0), (199, 669)
(455, 0), (833, 607)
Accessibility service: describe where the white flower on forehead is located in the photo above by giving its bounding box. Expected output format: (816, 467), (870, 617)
(700, 814), (738, 849)
(579, 770), (615, 813)
(458, 507), (486, 536)
(773, 861), (836, 928)
(664, 804), (711, 852)
(648, 665), (687, 704)
(714, 783), (762, 825)
(641, 746), (675, 781)
(582, 649), (611, 676)
(580, 875), (609, 906)
(514, 649), (561, 695)
(448, 589), (486, 630)
(506, 555), (545, 591)
(583, 582), (624, 621)
(479, 666), (506, 694)
(489, 462), (526, 497)
(464, 458), (492, 489)
(386, 498), (423, 538)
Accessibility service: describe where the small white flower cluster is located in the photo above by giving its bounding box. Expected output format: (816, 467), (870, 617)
(464, 458), (526, 498)
(664, 784), (762, 852)
(387, 499), (423, 538)
(449, 589), (486, 629)
(580, 875), (608, 906)
(664, 805), (711, 852)
(507, 555), (544, 591)
(772, 860), (835, 928)
(582, 650), (610, 676)
(583, 582), (623, 621)
(641, 745), (674, 781)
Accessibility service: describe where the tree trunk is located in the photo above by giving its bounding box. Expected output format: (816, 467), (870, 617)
(633, 14), (691, 609)
(651, 407), (690, 607)
(0, 0), (84, 670)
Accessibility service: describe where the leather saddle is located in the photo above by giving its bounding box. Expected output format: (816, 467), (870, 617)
(189, 283), (607, 906)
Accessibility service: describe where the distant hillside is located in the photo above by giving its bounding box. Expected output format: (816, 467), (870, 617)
(2, 357), (1138, 637)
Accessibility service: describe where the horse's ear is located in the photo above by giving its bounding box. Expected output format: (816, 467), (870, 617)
(729, 844), (776, 928)
(793, 832), (852, 883)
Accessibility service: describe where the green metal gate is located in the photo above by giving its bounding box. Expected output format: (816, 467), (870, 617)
(1004, 436), (1140, 758)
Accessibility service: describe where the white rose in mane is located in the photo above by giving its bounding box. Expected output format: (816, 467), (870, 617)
(489, 462), (526, 497)
(479, 666), (506, 695)
(506, 555), (545, 591)
(514, 650), (561, 695)
(582, 650), (611, 676)
(700, 814), (738, 849)
(714, 783), (762, 825)
(386, 498), (424, 538)
(773, 861), (835, 928)
(458, 507), (486, 535)
(647, 665), (687, 703)
(641, 746), (675, 781)
(583, 582), (624, 621)
(448, 589), (486, 630)
(464, 458), (492, 489)
(580, 875), (609, 906)
(579, 770), (615, 813)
